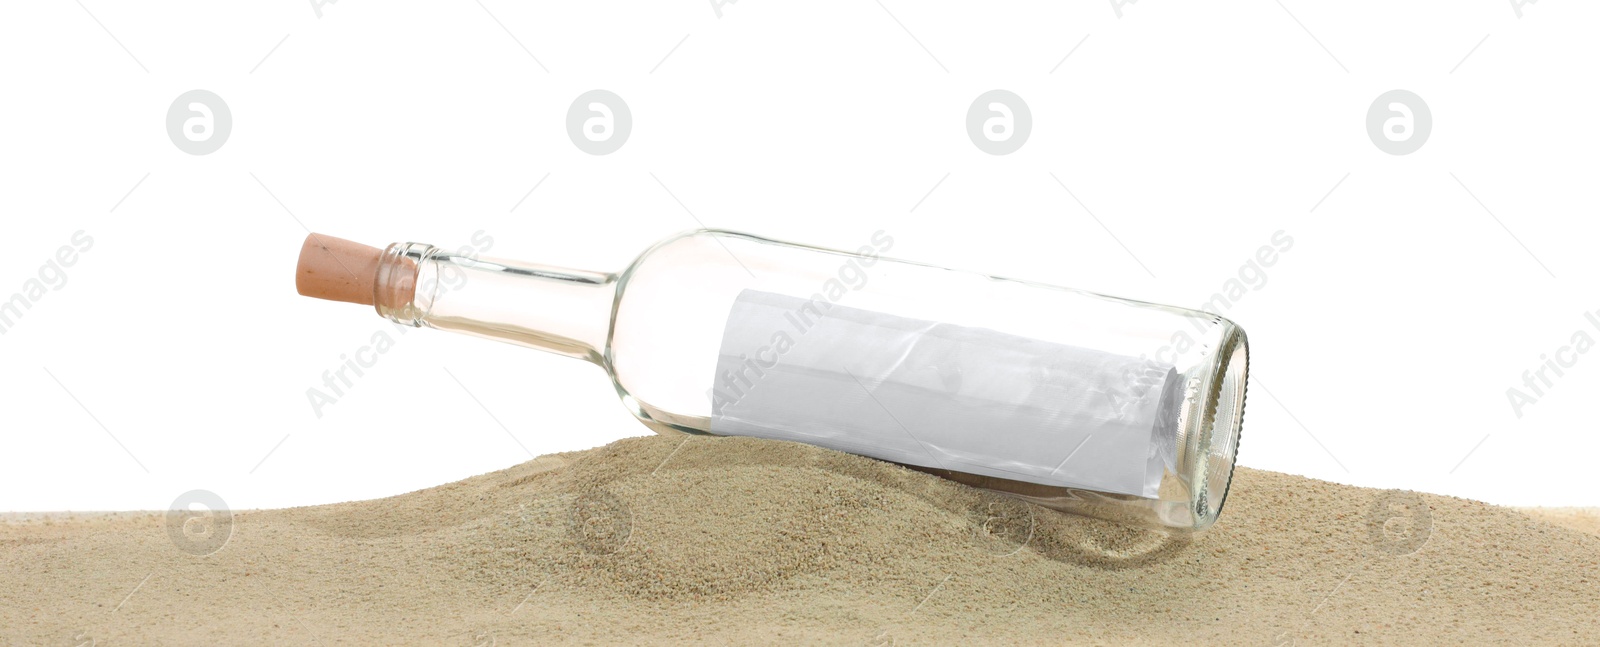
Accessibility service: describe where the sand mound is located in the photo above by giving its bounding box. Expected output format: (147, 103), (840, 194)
(4, 435), (1599, 645)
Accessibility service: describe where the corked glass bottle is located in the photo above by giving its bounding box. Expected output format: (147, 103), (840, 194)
(296, 229), (1247, 531)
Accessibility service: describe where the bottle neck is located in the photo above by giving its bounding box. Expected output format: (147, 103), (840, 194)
(375, 243), (617, 364)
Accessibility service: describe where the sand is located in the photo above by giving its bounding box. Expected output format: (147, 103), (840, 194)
(1521, 507), (1600, 538)
(4, 435), (1599, 646)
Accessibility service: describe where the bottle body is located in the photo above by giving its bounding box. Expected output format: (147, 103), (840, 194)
(380, 230), (1247, 532)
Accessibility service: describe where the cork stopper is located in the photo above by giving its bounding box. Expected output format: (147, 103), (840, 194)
(296, 234), (390, 307)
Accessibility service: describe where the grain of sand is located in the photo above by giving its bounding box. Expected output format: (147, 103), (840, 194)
(4, 435), (1599, 645)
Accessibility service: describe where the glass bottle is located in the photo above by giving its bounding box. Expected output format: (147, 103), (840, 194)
(298, 229), (1248, 531)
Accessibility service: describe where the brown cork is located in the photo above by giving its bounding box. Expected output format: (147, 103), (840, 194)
(296, 234), (389, 307)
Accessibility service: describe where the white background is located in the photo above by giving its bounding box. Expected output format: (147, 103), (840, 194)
(1, 0), (1595, 512)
